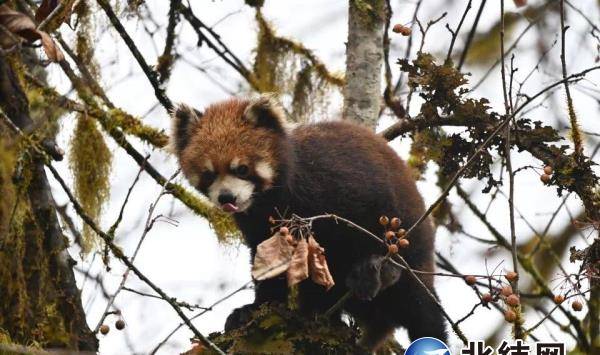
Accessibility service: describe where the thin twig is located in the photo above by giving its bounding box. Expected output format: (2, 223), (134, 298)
(445, 0), (473, 64)
(95, 0), (172, 110)
(559, 0), (583, 156)
(93, 169), (180, 333)
(458, 0), (487, 70)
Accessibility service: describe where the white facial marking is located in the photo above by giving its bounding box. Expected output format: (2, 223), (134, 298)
(230, 157), (240, 169)
(255, 160), (275, 182)
(208, 175), (254, 212)
(204, 160), (214, 172)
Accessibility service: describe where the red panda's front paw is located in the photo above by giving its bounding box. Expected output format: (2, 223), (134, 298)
(224, 303), (257, 331)
(345, 256), (384, 301)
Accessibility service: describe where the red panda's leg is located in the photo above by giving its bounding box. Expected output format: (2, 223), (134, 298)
(404, 286), (447, 342)
(224, 278), (288, 331)
(357, 315), (396, 352)
(254, 277), (288, 303)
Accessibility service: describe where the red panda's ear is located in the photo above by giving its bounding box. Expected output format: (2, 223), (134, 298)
(243, 95), (286, 134)
(170, 104), (202, 155)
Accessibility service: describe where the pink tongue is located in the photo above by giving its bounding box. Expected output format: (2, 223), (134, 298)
(221, 203), (239, 213)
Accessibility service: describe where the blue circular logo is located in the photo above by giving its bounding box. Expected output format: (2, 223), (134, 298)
(405, 337), (451, 355)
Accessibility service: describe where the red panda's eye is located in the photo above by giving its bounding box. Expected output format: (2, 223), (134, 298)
(201, 170), (216, 185)
(236, 164), (249, 177)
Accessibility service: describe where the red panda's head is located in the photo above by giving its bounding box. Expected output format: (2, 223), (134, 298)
(171, 95), (288, 214)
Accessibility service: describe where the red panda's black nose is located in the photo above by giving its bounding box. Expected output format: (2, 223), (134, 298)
(218, 191), (237, 205)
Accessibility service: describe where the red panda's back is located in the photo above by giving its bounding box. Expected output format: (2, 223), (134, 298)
(289, 121), (428, 235)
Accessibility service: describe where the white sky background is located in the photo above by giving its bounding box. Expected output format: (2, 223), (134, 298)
(43, 0), (600, 354)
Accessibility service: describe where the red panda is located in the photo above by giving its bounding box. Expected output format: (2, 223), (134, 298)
(171, 95), (446, 350)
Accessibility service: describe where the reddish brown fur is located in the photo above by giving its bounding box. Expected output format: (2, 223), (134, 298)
(179, 98), (282, 190)
(172, 96), (446, 351)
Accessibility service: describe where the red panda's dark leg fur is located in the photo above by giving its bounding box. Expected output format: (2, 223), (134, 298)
(403, 283), (447, 342)
(254, 278), (288, 304)
(357, 317), (396, 351)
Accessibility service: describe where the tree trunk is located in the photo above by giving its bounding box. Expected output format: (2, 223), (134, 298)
(0, 55), (98, 351)
(342, 0), (385, 129)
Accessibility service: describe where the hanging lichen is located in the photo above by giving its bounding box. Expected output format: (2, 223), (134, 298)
(254, 11), (289, 93)
(69, 113), (112, 252)
(253, 11), (342, 123)
(65, 1), (112, 252)
(74, 0), (99, 78)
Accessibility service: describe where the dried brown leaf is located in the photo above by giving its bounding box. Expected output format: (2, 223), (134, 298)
(0, 4), (64, 62)
(307, 235), (335, 290)
(287, 237), (309, 287)
(35, 0), (59, 23)
(181, 343), (205, 355)
(251, 233), (294, 281)
(0, 4), (38, 41)
(38, 30), (64, 61)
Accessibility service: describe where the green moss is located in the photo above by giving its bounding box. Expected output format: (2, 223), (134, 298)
(69, 113), (112, 252)
(170, 185), (239, 243)
(350, 0), (385, 29)
(0, 135), (16, 237)
(208, 303), (363, 354)
(106, 108), (169, 147)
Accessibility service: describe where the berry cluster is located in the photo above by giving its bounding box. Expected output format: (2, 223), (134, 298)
(467, 272), (522, 323)
(540, 165), (553, 184)
(553, 294), (583, 312)
(99, 319), (125, 335)
(379, 215), (410, 254)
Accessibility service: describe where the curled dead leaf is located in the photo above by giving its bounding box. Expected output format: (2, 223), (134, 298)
(0, 4), (39, 41)
(38, 30), (64, 61)
(287, 237), (309, 287)
(0, 4), (64, 62)
(251, 233), (294, 281)
(307, 235), (335, 290)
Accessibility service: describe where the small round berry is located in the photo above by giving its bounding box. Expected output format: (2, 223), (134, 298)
(388, 244), (399, 254)
(540, 174), (551, 184)
(279, 227), (289, 235)
(553, 295), (565, 304)
(115, 319), (125, 330)
(100, 325), (110, 335)
(504, 310), (517, 323)
(385, 231), (396, 240)
(572, 301), (583, 312)
(465, 275), (477, 286)
(398, 239), (410, 248)
(501, 285), (513, 297)
(392, 24), (412, 36)
(390, 217), (401, 230)
(505, 271), (519, 282)
(543, 165), (553, 175)
(396, 228), (407, 237)
(482, 293), (493, 303)
(506, 294), (520, 306)
(379, 216), (389, 226)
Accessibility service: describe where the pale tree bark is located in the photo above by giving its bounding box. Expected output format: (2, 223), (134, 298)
(342, 0), (385, 129)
